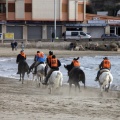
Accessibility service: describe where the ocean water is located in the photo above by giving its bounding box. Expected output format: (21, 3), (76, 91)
(0, 56), (120, 90)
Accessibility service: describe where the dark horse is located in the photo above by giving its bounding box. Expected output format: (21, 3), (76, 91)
(18, 60), (29, 84)
(64, 64), (85, 92)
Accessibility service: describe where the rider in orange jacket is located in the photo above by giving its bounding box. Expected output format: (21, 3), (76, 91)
(16, 50), (28, 74)
(95, 57), (111, 81)
(69, 57), (80, 75)
(42, 55), (61, 85)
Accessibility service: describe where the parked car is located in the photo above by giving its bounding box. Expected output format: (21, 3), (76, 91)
(65, 31), (92, 41)
(101, 33), (120, 40)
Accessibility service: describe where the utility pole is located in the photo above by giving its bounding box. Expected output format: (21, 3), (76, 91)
(6, 0), (8, 19)
(54, 0), (56, 40)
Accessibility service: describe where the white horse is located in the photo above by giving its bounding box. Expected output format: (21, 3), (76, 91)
(33, 63), (47, 87)
(98, 69), (113, 93)
(47, 70), (63, 94)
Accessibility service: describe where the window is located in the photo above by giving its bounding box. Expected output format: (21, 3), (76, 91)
(25, 3), (32, 12)
(71, 32), (78, 36)
(0, 3), (6, 13)
(80, 32), (86, 36)
(8, 3), (15, 12)
(110, 26), (115, 34)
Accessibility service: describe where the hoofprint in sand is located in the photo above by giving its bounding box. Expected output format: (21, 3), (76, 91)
(0, 48), (120, 120)
(0, 77), (120, 120)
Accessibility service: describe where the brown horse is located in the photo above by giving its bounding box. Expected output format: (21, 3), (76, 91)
(18, 60), (29, 84)
(64, 64), (85, 92)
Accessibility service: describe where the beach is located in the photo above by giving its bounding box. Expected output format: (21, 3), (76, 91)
(0, 47), (120, 120)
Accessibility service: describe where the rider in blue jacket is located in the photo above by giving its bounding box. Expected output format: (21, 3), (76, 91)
(33, 51), (46, 74)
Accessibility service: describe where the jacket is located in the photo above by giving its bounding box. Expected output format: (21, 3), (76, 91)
(16, 53), (26, 63)
(50, 58), (61, 70)
(47, 55), (52, 65)
(71, 60), (80, 68)
(36, 53), (46, 63)
(99, 59), (111, 69)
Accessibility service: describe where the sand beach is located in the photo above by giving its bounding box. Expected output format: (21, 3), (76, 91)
(0, 47), (120, 120)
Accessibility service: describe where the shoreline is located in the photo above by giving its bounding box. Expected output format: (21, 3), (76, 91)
(0, 47), (120, 58)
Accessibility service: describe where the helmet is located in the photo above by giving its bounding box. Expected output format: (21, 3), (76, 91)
(103, 57), (108, 59)
(49, 51), (53, 55)
(37, 51), (40, 53)
(21, 50), (24, 52)
(52, 55), (56, 58)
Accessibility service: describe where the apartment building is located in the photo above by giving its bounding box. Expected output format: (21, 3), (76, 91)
(0, 0), (119, 41)
(0, 0), (89, 40)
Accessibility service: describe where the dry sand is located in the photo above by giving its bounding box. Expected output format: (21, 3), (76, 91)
(0, 47), (120, 120)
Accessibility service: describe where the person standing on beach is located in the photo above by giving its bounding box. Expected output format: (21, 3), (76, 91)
(11, 41), (15, 51)
(21, 42), (25, 51)
(14, 41), (18, 51)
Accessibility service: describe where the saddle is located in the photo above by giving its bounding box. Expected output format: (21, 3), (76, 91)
(99, 69), (110, 76)
(100, 69), (109, 73)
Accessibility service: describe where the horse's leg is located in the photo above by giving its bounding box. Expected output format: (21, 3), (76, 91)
(69, 83), (72, 94)
(38, 75), (41, 87)
(19, 73), (21, 81)
(75, 83), (77, 92)
(22, 73), (25, 84)
(100, 85), (103, 97)
(77, 83), (80, 92)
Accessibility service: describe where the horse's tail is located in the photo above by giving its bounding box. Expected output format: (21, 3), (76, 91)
(79, 69), (85, 88)
(56, 72), (63, 87)
(103, 72), (112, 89)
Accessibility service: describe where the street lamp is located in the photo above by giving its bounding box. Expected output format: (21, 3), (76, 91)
(6, 0), (8, 19)
(54, 0), (56, 40)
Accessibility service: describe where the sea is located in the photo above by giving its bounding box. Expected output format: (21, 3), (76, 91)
(0, 56), (120, 91)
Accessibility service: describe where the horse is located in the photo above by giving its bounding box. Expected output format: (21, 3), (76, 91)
(64, 64), (85, 93)
(48, 70), (63, 94)
(98, 69), (113, 93)
(31, 63), (47, 87)
(18, 60), (29, 84)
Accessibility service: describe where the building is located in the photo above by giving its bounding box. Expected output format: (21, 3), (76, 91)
(0, 0), (120, 41)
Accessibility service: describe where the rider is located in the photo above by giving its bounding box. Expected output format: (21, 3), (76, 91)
(42, 55), (61, 85)
(95, 57), (111, 81)
(46, 51), (53, 67)
(33, 51), (46, 74)
(28, 51), (40, 73)
(69, 57), (80, 75)
(67, 57), (80, 82)
(16, 50), (28, 74)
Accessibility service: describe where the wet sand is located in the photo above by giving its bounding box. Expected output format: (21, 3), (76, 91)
(0, 47), (120, 120)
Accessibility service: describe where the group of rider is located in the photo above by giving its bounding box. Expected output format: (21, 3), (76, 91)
(16, 50), (111, 85)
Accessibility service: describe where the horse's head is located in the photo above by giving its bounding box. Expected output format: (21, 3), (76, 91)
(64, 64), (72, 72)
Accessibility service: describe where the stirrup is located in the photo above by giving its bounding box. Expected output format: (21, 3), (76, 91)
(95, 77), (98, 81)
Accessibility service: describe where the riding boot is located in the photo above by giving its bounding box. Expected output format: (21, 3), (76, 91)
(42, 69), (53, 85)
(33, 67), (37, 74)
